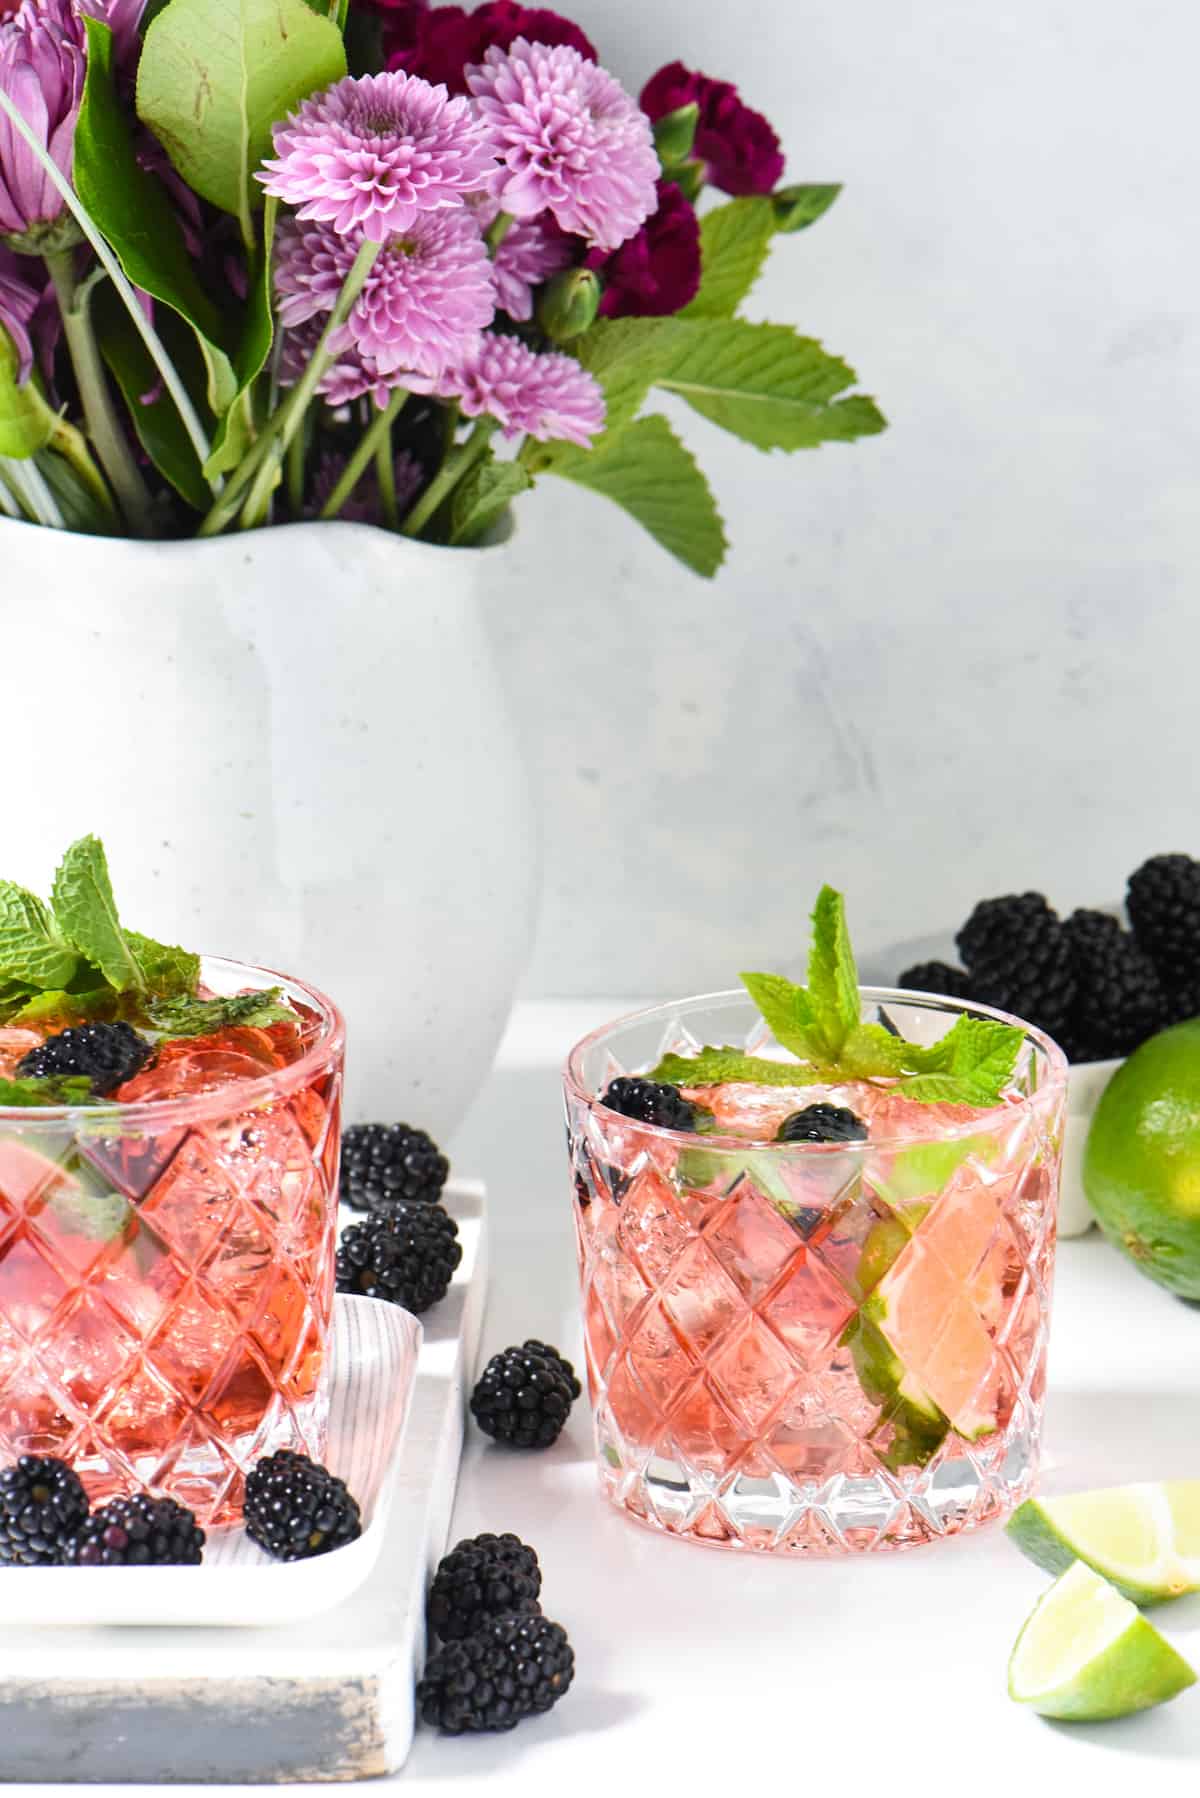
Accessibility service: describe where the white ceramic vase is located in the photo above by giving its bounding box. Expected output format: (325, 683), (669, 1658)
(0, 516), (537, 1140)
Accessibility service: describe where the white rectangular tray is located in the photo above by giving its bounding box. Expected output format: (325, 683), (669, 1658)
(0, 1177), (488, 1783)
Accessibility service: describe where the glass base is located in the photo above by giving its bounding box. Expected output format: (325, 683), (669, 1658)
(596, 1430), (1039, 1555)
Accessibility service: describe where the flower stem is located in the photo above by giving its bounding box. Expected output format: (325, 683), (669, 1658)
(48, 414), (119, 527)
(198, 237), (382, 537)
(287, 423), (307, 517)
(375, 417), (398, 529)
(320, 388), (407, 524)
(401, 417), (495, 539)
(45, 248), (153, 535)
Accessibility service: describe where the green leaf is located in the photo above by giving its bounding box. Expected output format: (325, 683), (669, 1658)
(807, 885), (860, 1057)
(447, 452), (531, 546)
(0, 882), (81, 991)
(772, 184), (842, 234)
(146, 988), (294, 1037)
(137, 0), (347, 243)
(9, 988), (120, 1028)
(0, 329), (57, 460)
(0, 1075), (97, 1109)
(655, 319), (887, 452)
(75, 18), (235, 425)
(126, 931), (201, 1000)
(93, 285), (213, 512)
(839, 1022), (912, 1078)
(650, 1048), (819, 1089)
(34, 445), (116, 535)
(738, 971), (816, 1059)
(50, 836), (144, 994)
(680, 198), (775, 320)
(895, 1015), (1024, 1105)
(205, 196), (277, 480)
(872, 1136), (997, 1208)
(547, 414), (727, 577)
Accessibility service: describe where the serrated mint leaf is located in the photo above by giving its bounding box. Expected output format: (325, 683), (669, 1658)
(738, 970), (816, 1059)
(127, 930), (201, 999)
(650, 1048), (821, 1089)
(45, 1185), (133, 1243)
(0, 881), (81, 991)
(896, 1014), (1024, 1100)
(147, 988), (293, 1038)
(51, 836), (144, 994)
(807, 886), (860, 1058)
(0, 1074), (97, 1108)
(839, 1022), (911, 1078)
(9, 988), (121, 1028)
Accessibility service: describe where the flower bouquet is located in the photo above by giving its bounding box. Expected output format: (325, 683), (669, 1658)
(0, 0), (885, 572)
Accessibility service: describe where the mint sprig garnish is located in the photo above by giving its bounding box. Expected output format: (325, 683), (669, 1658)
(0, 1075), (97, 1108)
(147, 989), (294, 1038)
(649, 884), (1025, 1108)
(0, 835), (203, 1024)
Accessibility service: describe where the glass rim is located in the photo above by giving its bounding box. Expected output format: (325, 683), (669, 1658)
(563, 985), (1070, 1153)
(0, 954), (345, 1129)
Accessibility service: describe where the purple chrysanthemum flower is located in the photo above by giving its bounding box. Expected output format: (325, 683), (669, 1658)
(0, 241), (36, 379)
(473, 198), (573, 321)
(0, 0), (84, 243)
(467, 38), (658, 252)
(278, 314), (402, 410)
(385, 3), (596, 98)
(258, 70), (496, 243)
(641, 62), (784, 197)
(430, 332), (605, 445)
(275, 208), (494, 379)
(307, 444), (424, 523)
(76, 0), (147, 66)
(589, 179), (700, 318)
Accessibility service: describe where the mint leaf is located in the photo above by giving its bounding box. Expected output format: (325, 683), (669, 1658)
(127, 931), (200, 999)
(655, 320), (886, 452)
(45, 1185), (133, 1243)
(650, 1048), (822, 1089)
(546, 414), (727, 576)
(0, 1075), (97, 1108)
(51, 836), (144, 994)
(147, 988), (293, 1037)
(738, 971), (816, 1058)
(807, 885), (860, 1058)
(680, 197), (775, 321)
(839, 1022), (911, 1079)
(872, 1136), (997, 1207)
(9, 988), (121, 1028)
(897, 1014), (1023, 1099)
(0, 881), (80, 990)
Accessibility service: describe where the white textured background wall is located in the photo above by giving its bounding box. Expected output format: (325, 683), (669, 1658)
(485, 0), (1200, 996)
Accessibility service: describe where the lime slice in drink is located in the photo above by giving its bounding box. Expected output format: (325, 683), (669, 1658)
(861, 1182), (1005, 1442)
(1008, 1560), (1196, 1720)
(1007, 1482), (1200, 1605)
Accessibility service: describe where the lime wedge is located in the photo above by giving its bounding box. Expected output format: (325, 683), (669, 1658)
(1007, 1482), (1200, 1606)
(1009, 1561), (1197, 1720)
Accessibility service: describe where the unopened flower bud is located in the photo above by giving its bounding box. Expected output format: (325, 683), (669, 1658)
(536, 266), (601, 343)
(652, 101), (699, 170)
(771, 183), (842, 234)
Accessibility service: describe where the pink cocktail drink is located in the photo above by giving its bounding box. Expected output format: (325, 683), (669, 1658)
(566, 989), (1067, 1555)
(0, 959), (343, 1527)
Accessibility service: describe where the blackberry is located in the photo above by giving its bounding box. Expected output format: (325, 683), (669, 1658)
(17, 1021), (152, 1096)
(243, 1450), (362, 1560)
(776, 1104), (868, 1145)
(1062, 909), (1166, 1061)
(1127, 854), (1200, 996)
(896, 961), (974, 1000)
(599, 1077), (697, 1132)
(67, 1493), (204, 1566)
(956, 892), (1076, 1038)
(339, 1122), (449, 1213)
(470, 1341), (581, 1450)
(428, 1532), (542, 1641)
(417, 1611), (575, 1734)
(336, 1202), (461, 1312)
(0, 1454), (89, 1565)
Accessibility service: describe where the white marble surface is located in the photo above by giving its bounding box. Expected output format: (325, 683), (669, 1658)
(482, 0), (1200, 998)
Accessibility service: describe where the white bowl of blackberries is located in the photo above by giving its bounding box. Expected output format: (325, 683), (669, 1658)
(895, 855), (1200, 1236)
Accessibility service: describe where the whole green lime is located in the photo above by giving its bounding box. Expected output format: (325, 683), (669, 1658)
(1083, 1019), (1200, 1298)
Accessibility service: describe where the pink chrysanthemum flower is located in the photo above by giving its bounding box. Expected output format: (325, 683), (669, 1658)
(467, 39), (658, 253)
(278, 314), (402, 410)
(258, 70), (496, 243)
(431, 332), (605, 446)
(0, 0), (84, 242)
(473, 198), (573, 321)
(275, 208), (494, 379)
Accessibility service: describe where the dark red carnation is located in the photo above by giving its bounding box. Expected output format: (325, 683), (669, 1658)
(641, 60), (784, 197)
(385, 2), (597, 94)
(589, 181), (700, 319)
